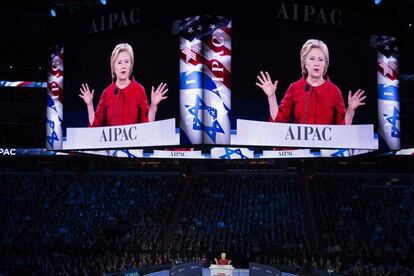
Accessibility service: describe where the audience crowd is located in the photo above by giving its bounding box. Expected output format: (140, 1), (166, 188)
(0, 172), (412, 275)
(311, 175), (413, 259)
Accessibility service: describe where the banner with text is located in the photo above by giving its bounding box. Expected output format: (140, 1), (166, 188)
(232, 120), (377, 149)
(63, 119), (178, 150)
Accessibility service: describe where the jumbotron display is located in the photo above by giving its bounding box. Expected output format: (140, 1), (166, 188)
(44, 2), (401, 158)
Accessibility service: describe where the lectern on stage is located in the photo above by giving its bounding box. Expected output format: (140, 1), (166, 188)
(209, 264), (234, 276)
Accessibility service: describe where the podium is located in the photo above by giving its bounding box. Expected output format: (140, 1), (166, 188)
(209, 265), (234, 276)
(232, 119), (378, 149)
(63, 118), (178, 150)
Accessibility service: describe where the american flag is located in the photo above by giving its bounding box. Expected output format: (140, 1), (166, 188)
(372, 35), (401, 150)
(0, 81), (47, 88)
(375, 36), (399, 81)
(46, 46), (64, 150)
(178, 15), (232, 145)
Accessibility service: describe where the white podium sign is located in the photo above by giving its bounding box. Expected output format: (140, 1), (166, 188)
(261, 149), (312, 158)
(210, 265), (234, 276)
(63, 118), (178, 150)
(232, 119), (378, 150)
(152, 150), (204, 159)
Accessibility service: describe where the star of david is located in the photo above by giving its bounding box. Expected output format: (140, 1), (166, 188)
(47, 119), (55, 130)
(185, 95), (224, 143)
(220, 148), (249, 159)
(384, 106), (400, 138)
(112, 149), (137, 158)
(331, 149), (348, 157)
(46, 130), (59, 148)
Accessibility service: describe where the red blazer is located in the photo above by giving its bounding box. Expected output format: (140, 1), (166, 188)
(90, 78), (149, 127)
(217, 258), (230, 265)
(271, 76), (346, 125)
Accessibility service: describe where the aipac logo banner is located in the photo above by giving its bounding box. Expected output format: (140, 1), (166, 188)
(371, 35), (400, 150)
(178, 16), (232, 145)
(0, 148), (16, 156)
(46, 46), (64, 150)
(261, 149), (312, 158)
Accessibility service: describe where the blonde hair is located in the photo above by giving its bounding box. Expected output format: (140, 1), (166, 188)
(110, 43), (134, 81)
(300, 39), (329, 77)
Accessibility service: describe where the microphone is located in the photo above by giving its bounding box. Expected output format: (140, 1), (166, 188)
(304, 84), (310, 124)
(114, 87), (119, 125)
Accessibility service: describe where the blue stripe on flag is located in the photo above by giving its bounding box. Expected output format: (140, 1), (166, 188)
(378, 84), (399, 101)
(180, 71), (203, 90)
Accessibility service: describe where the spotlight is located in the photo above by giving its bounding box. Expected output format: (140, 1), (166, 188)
(374, 0), (382, 5)
(50, 8), (57, 17)
(100, 0), (107, 5)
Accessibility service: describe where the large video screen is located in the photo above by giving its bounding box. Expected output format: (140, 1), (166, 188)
(56, 1), (383, 153)
(62, 20), (179, 150)
(230, 25), (378, 150)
